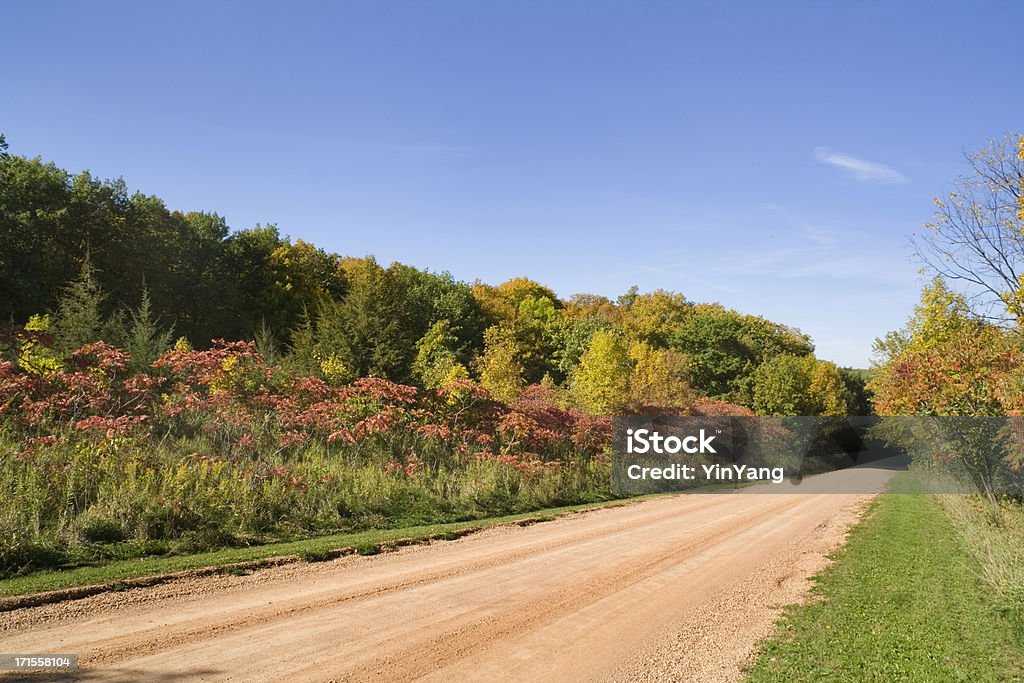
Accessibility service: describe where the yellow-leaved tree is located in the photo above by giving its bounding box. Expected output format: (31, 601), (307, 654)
(571, 330), (631, 415)
(628, 342), (692, 409)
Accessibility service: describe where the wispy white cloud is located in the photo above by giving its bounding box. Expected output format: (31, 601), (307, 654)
(716, 246), (910, 283)
(801, 226), (839, 245)
(756, 203), (841, 245)
(814, 147), (909, 184)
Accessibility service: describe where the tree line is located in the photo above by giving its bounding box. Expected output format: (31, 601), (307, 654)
(0, 134), (866, 416)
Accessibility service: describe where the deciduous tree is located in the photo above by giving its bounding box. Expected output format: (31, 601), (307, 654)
(912, 133), (1024, 322)
(476, 326), (526, 403)
(628, 342), (692, 409)
(571, 330), (631, 415)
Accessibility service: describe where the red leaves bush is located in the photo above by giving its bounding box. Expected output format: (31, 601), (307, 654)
(4, 341), (610, 472)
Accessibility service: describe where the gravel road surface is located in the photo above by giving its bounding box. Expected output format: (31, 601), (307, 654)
(0, 463), (896, 682)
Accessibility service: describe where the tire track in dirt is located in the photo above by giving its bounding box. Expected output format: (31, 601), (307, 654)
(16, 494), (742, 664)
(337, 495), (812, 682)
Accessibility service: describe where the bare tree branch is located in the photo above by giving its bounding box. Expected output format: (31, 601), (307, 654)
(913, 133), (1024, 326)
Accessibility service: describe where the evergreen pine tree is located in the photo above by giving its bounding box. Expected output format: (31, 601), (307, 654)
(253, 318), (279, 365)
(51, 256), (106, 356)
(125, 286), (173, 371)
(283, 307), (320, 377)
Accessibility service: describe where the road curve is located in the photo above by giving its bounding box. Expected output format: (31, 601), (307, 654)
(0, 465), (894, 682)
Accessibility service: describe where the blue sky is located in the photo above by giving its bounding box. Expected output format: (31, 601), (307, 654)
(4, 1), (1022, 367)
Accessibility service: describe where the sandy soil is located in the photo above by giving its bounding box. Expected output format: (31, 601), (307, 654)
(0, 464), (894, 682)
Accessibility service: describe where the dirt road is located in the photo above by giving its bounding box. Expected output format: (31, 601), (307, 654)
(0, 464), (896, 682)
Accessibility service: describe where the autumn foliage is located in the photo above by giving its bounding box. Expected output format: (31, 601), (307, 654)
(0, 338), (612, 576)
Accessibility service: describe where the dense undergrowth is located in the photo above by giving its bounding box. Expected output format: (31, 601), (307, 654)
(938, 493), (1024, 625)
(0, 340), (613, 577)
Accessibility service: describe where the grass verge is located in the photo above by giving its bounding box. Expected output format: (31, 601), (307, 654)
(937, 492), (1024, 617)
(746, 473), (1024, 682)
(0, 497), (634, 604)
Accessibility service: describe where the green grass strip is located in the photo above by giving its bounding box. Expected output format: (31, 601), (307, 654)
(746, 473), (1024, 682)
(0, 498), (633, 601)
